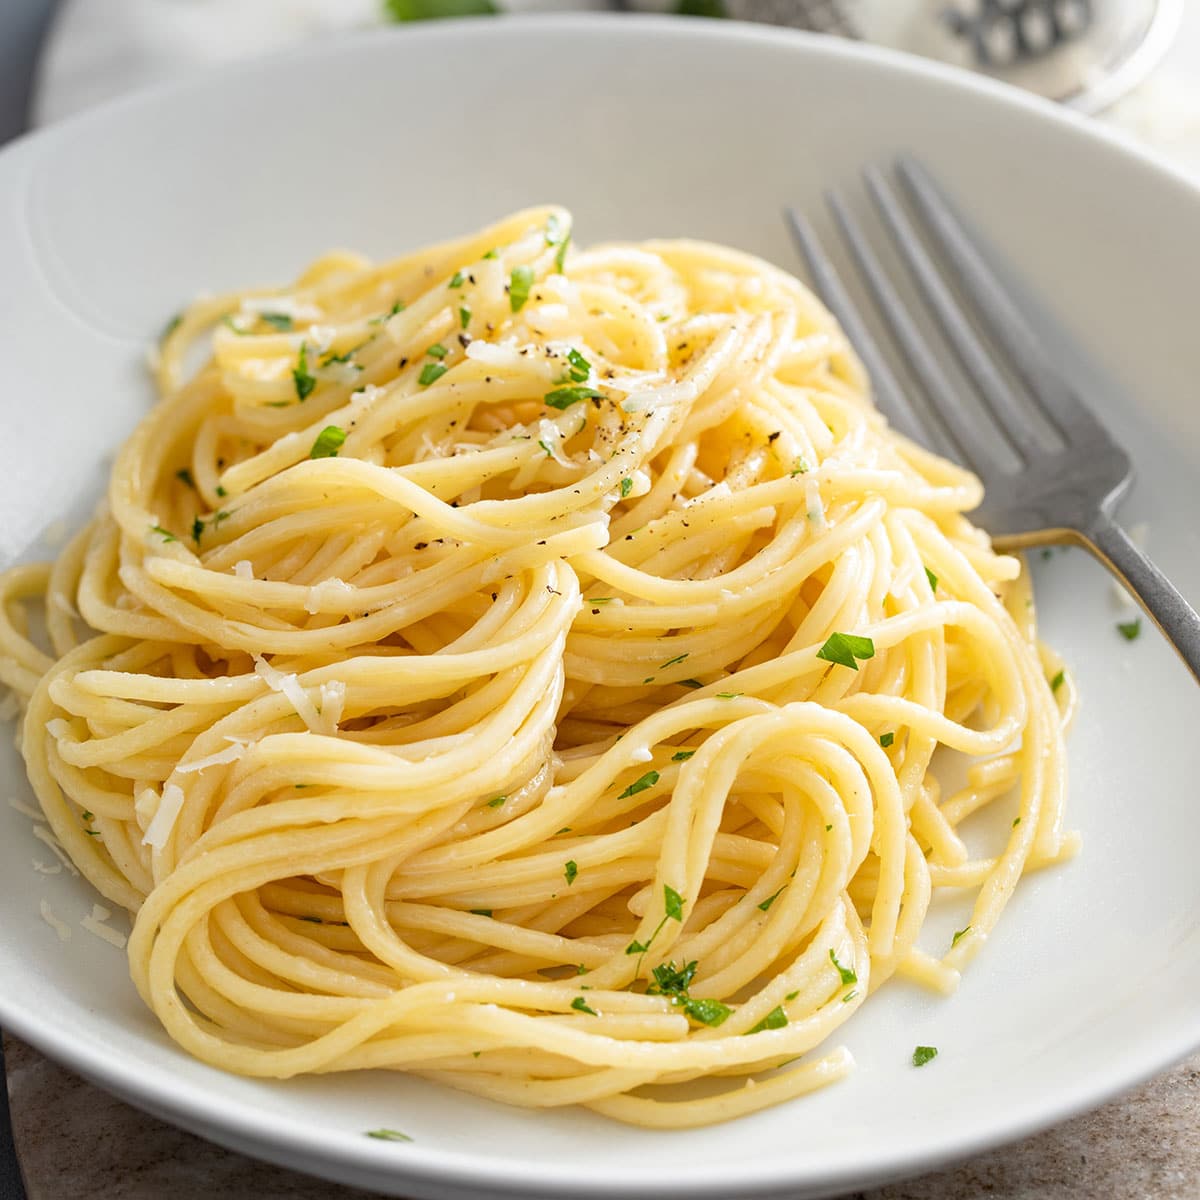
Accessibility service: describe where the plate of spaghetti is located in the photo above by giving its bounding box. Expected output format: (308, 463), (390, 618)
(1, 16), (1199, 1200)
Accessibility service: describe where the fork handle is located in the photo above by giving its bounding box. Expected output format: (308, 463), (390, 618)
(1085, 514), (1200, 686)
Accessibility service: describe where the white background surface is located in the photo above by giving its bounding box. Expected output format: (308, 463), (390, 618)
(31, 0), (1200, 178)
(2, 17), (1200, 1200)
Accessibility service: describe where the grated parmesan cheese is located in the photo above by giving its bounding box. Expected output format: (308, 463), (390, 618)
(630, 747), (653, 764)
(40, 900), (71, 942)
(174, 742), (246, 774)
(317, 681), (346, 735)
(32, 825), (80, 876)
(240, 295), (323, 322)
(304, 577), (354, 614)
(142, 783), (185, 850)
(7, 793), (43, 821)
(32, 860), (62, 876)
(80, 903), (127, 950)
(234, 560), (254, 580)
(254, 656), (323, 731)
(465, 340), (525, 369)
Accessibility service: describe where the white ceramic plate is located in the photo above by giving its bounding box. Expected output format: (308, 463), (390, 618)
(3, 17), (1200, 1200)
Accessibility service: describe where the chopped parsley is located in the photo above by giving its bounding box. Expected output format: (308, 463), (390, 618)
(485, 795), (507, 808)
(537, 438), (554, 458)
(1050, 670), (1065, 693)
(748, 1006), (788, 1034)
(426, 343), (448, 359)
(829, 949), (857, 986)
(679, 679), (704, 689)
(880, 731), (894, 748)
(309, 425), (347, 459)
(1117, 617), (1141, 641)
(789, 458), (810, 476)
(419, 362), (448, 386)
(664, 884), (684, 922)
(758, 887), (784, 912)
(292, 342), (317, 400)
(366, 1129), (412, 1142)
(682, 997), (731, 1027)
(175, 468), (195, 489)
(619, 477), (633, 498)
(509, 265), (534, 313)
(150, 525), (177, 542)
(660, 653), (688, 669)
(648, 960), (696, 995)
(715, 691), (741, 699)
(469, 909), (493, 918)
(565, 348), (590, 382)
(482, 247), (499, 260)
(671, 749), (695, 762)
(816, 632), (876, 671)
(912, 1045), (938, 1067)
(160, 312), (183, 341)
(260, 312), (294, 331)
(951, 926), (970, 947)
(617, 770), (659, 800)
(459, 305), (471, 329)
(191, 515), (204, 544)
(448, 270), (465, 288)
(1012, 816), (1022, 828)
(369, 300), (406, 325)
(924, 566), (939, 592)
(544, 385), (604, 410)
(564, 859), (578, 886)
(571, 996), (598, 1016)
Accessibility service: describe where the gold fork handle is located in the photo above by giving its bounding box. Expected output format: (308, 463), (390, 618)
(1083, 512), (1200, 686)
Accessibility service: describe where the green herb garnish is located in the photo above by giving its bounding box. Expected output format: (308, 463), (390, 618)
(175, 468), (195, 489)
(664, 884), (684, 922)
(366, 1129), (412, 1142)
(292, 342), (317, 400)
(509, 265), (534, 313)
(758, 888), (784, 912)
(470, 909), (493, 918)
(459, 305), (471, 329)
(544, 385), (604, 410)
(951, 926), (970, 947)
(565, 348), (590, 382)
(419, 362), (448, 386)
(619, 477), (633, 498)
(309, 425), (347, 459)
(829, 948), (857, 986)
(150, 525), (177, 542)
(925, 566), (939, 592)
(617, 770), (659, 800)
(571, 996), (598, 1016)
(671, 749), (695, 762)
(880, 731), (894, 748)
(1050, 670), (1065, 693)
(1117, 617), (1141, 641)
(426, 343), (448, 359)
(260, 312), (294, 331)
(564, 860), (578, 886)
(486, 795), (507, 808)
(748, 1006), (788, 1034)
(682, 997), (731, 1027)
(448, 270), (465, 288)
(816, 632), (876, 671)
(912, 1045), (938, 1067)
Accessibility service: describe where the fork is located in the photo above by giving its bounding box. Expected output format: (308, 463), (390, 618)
(785, 158), (1200, 685)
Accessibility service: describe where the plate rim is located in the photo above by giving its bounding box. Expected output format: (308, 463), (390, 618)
(3, 13), (1200, 1198)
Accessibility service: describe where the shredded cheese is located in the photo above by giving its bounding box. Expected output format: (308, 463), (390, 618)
(40, 899), (71, 941)
(142, 783), (185, 850)
(32, 825), (80, 876)
(254, 655), (322, 730)
(80, 903), (127, 950)
(174, 742), (246, 774)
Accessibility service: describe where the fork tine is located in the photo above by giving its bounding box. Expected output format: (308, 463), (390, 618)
(862, 166), (1047, 464)
(825, 189), (1001, 473)
(894, 155), (1111, 451)
(784, 206), (927, 446)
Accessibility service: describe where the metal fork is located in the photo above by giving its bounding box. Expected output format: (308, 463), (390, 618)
(785, 158), (1200, 684)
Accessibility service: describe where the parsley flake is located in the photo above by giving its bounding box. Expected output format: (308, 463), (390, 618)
(366, 1129), (412, 1142)
(564, 860), (578, 886)
(545, 385), (604, 410)
(1117, 617), (1141, 641)
(912, 1045), (938, 1068)
(459, 305), (471, 329)
(617, 770), (659, 800)
(150, 525), (177, 543)
(829, 949), (857, 985)
(758, 887), (784, 912)
(1050, 670), (1065, 693)
(309, 425), (347, 459)
(748, 1006), (788, 1034)
(260, 312), (293, 331)
(565, 348), (590, 382)
(880, 731), (894, 748)
(486, 795), (507, 808)
(175, 468), (195, 489)
(419, 362), (448, 386)
(671, 749), (695, 762)
(426, 343), (448, 359)
(664, 884), (684, 922)
(571, 996), (598, 1016)
(925, 566), (939, 592)
(683, 997), (731, 1027)
(509, 265), (534, 312)
(537, 438), (554, 458)
(292, 343), (317, 400)
(619, 477), (633, 498)
(448, 270), (465, 288)
(951, 926), (970, 947)
(470, 908), (493, 918)
(816, 632), (876, 671)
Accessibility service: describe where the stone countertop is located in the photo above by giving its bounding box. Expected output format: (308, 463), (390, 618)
(6, 1034), (1200, 1199)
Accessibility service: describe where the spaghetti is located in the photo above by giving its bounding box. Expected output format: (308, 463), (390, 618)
(0, 207), (1076, 1126)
